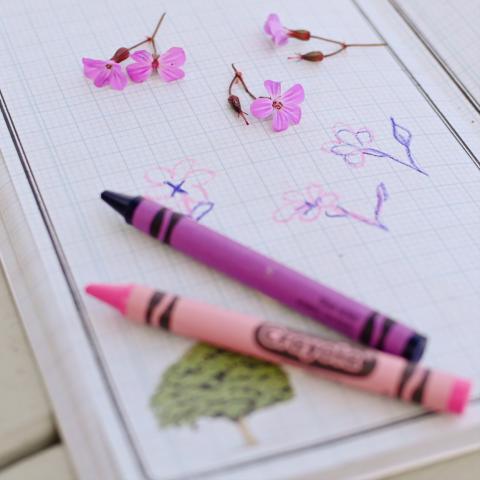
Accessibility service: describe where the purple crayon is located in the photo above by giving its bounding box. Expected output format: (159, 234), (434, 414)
(101, 191), (427, 361)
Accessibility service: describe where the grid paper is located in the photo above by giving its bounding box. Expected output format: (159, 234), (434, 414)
(1, 0), (480, 478)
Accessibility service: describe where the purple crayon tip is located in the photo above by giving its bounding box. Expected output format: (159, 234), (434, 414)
(85, 283), (133, 314)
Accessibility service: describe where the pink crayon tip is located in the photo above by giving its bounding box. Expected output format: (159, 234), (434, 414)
(448, 378), (472, 414)
(85, 283), (134, 315)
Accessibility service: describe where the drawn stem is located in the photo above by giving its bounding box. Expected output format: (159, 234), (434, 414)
(237, 418), (257, 445)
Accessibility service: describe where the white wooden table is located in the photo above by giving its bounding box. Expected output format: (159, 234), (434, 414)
(0, 263), (477, 480)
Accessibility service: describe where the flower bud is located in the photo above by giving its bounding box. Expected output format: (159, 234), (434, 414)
(111, 47), (130, 63)
(299, 51), (325, 62)
(228, 95), (249, 125)
(288, 29), (311, 41)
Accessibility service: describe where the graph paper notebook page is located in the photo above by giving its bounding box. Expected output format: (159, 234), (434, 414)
(1, 0), (480, 479)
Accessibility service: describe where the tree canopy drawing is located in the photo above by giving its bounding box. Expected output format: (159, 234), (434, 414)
(150, 343), (294, 445)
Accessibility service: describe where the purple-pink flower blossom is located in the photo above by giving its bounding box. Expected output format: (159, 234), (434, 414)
(126, 48), (186, 83)
(250, 80), (304, 132)
(82, 58), (128, 90)
(264, 14), (289, 46)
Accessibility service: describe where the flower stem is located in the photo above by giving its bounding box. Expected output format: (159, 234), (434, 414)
(231, 64), (256, 99)
(151, 13), (167, 39)
(344, 42), (386, 47)
(323, 45), (347, 58)
(152, 38), (158, 57)
(310, 34), (345, 46)
(127, 38), (150, 51)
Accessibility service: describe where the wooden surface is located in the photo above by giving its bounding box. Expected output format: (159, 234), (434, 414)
(0, 260), (477, 479)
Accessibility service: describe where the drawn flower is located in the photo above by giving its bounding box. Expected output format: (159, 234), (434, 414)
(273, 184), (340, 224)
(126, 48), (186, 83)
(326, 127), (375, 168)
(251, 80), (304, 132)
(144, 159), (216, 220)
(264, 14), (289, 46)
(82, 58), (128, 90)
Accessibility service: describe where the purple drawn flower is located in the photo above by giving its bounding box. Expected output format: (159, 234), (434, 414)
(250, 80), (304, 132)
(329, 128), (374, 168)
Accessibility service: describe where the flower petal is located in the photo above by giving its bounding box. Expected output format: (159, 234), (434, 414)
(335, 128), (358, 145)
(130, 50), (153, 64)
(158, 65), (185, 82)
(93, 67), (111, 87)
(272, 108), (289, 132)
(330, 143), (359, 156)
(264, 13), (281, 35)
(281, 83), (304, 105)
(126, 62), (152, 83)
(282, 103), (302, 125)
(273, 31), (289, 46)
(250, 98), (273, 119)
(160, 47), (186, 67)
(82, 57), (107, 80)
(264, 80), (281, 98)
(109, 66), (128, 90)
(355, 129), (372, 146)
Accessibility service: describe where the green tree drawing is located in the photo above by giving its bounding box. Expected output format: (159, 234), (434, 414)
(150, 343), (294, 445)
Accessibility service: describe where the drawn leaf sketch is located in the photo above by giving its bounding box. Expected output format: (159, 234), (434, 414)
(150, 343), (294, 445)
(390, 117), (412, 147)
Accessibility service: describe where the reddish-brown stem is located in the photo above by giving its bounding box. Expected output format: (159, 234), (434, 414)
(309, 34), (345, 46)
(231, 64), (256, 99)
(228, 75), (236, 96)
(324, 45), (347, 58)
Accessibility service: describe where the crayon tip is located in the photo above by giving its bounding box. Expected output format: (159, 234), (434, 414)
(404, 334), (427, 362)
(85, 283), (133, 315)
(101, 191), (142, 224)
(447, 378), (472, 414)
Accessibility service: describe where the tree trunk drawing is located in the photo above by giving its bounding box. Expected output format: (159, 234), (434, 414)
(237, 417), (257, 446)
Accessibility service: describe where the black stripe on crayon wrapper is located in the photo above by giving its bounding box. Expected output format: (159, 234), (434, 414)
(411, 369), (430, 404)
(376, 317), (394, 350)
(396, 362), (416, 398)
(159, 297), (179, 330)
(164, 212), (183, 245)
(145, 291), (164, 324)
(125, 196), (142, 224)
(359, 312), (376, 346)
(149, 208), (166, 238)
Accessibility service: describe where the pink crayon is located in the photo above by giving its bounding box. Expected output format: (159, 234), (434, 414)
(86, 283), (471, 414)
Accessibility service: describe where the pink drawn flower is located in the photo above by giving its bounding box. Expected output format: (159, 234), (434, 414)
(126, 48), (186, 83)
(264, 13), (289, 46)
(273, 184), (340, 224)
(251, 80), (304, 132)
(82, 58), (128, 90)
(144, 159), (216, 218)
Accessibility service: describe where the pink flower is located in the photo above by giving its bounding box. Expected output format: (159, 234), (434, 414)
(126, 48), (186, 83)
(250, 80), (304, 132)
(82, 58), (128, 91)
(264, 13), (289, 46)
